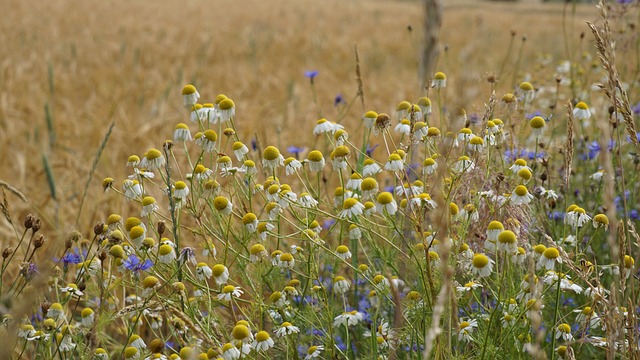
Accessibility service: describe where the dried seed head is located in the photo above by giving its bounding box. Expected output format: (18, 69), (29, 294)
(157, 221), (166, 237)
(24, 214), (35, 229)
(32, 218), (41, 233)
(94, 222), (105, 236)
(2, 247), (13, 259)
(375, 113), (391, 132)
(34, 234), (45, 249)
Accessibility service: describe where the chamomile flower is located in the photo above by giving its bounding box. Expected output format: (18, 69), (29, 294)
(242, 213), (258, 233)
(221, 343), (241, 360)
(128, 334), (146, 351)
(335, 245), (352, 260)
(81, 307), (94, 327)
(182, 85), (200, 107)
(333, 310), (363, 327)
(509, 159), (531, 174)
(574, 307), (601, 328)
(499, 312), (516, 328)
(518, 81), (535, 101)
(456, 281), (482, 295)
(284, 157), (302, 175)
(624, 255), (635, 279)
(305, 345), (324, 359)
(198, 130), (218, 152)
(511, 185), (533, 205)
(471, 253), (494, 278)
(261, 146), (284, 170)
(278, 253), (295, 269)
(454, 156), (475, 173)
(529, 116), (545, 136)
(414, 121), (429, 140)
(218, 98), (235, 122)
(232, 324), (253, 344)
(313, 118), (334, 135)
(363, 111), (378, 128)
(330, 146), (350, 170)
(458, 128), (474, 142)
(241, 160), (257, 176)
(566, 206), (591, 228)
(333, 276), (351, 294)
(18, 324), (35, 339)
(173, 123), (192, 143)
(334, 129), (349, 146)
(573, 101), (591, 120)
(376, 192), (397, 215)
(195, 262), (212, 281)
(486, 221), (504, 243)
(270, 291), (288, 308)
(422, 157), (438, 175)
(468, 136), (484, 152)
(257, 222), (275, 241)
(457, 319), (478, 342)
(396, 101), (412, 120)
(252, 331), (274, 351)
(211, 264), (229, 285)
(592, 213), (609, 229)
(362, 158), (382, 176)
(158, 244), (176, 264)
(394, 119), (411, 135)
(384, 153), (404, 171)
(213, 196), (233, 215)
(346, 172), (363, 191)
(417, 96), (432, 116)
(231, 141), (249, 161)
(298, 192), (319, 208)
(497, 230), (518, 253)
(432, 71), (447, 88)
(537, 247), (562, 271)
(274, 322), (300, 338)
(306, 150), (325, 172)
(173, 181), (189, 201)
(555, 323), (573, 342)
(340, 198), (365, 219)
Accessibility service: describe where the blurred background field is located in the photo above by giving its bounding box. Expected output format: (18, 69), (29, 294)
(0, 0), (604, 240)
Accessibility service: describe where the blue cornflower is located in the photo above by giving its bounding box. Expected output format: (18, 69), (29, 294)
(304, 70), (319, 83)
(334, 93), (345, 107)
(469, 112), (481, 126)
(55, 248), (84, 265)
(365, 143), (379, 157)
(287, 145), (305, 159)
(123, 254), (153, 272)
(633, 102), (640, 115)
(525, 111), (543, 120)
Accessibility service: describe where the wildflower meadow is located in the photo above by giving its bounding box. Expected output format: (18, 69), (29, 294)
(1, 0), (640, 359)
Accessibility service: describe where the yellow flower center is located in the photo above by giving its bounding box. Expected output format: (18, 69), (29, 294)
(498, 230), (517, 244)
(472, 254), (489, 268)
(543, 247), (560, 259)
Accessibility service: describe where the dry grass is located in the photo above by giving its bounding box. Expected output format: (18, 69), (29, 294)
(0, 0), (598, 238)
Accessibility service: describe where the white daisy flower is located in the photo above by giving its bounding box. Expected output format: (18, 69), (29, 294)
(394, 119), (411, 135)
(339, 198), (365, 219)
(173, 123), (192, 143)
(457, 319), (478, 342)
(471, 253), (494, 278)
(333, 311), (363, 327)
(333, 276), (351, 295)
(384, 153), (404, 171)
(305, 345), (324, 359)
(284, 157), (302, 175)
(274, 322), (300, 338)
(313, 118), (334, 135)
(362, 159), (382, 176)
(376, 192), (397, 215)
(232, 141), (249, 161)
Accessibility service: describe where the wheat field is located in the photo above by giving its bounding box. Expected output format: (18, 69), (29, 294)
(0, 0), (600, 241)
